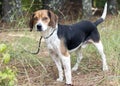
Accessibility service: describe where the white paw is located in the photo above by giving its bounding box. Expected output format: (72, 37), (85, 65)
(72, 64), (79, 71)
(72, 66), (78, 71)
(103, 65), (108, 71)
(56, 78), (63, 82)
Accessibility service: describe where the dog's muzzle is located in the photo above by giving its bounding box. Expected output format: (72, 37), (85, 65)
(37, 24), (42, 31)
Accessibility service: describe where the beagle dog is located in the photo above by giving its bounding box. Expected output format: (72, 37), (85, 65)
(29, 3), (108, 85)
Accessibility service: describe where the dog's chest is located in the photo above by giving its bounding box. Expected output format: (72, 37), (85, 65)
(45, 33), (60, 52)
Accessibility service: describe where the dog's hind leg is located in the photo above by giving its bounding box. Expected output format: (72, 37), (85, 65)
(72, 49), (83, 71)
(93, 41), (108, 71)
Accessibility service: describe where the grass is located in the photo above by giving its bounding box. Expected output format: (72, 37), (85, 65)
(0, 15), (120, 86)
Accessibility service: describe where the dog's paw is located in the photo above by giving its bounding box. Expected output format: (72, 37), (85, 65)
(72, 66), (78, 71)
(103, 65), (108, 71)
(72, 68), (77, 72)
(65, 84), (73, 86)
(56, 78), (63, 82)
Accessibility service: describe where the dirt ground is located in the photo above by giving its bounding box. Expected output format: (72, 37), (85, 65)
(0, 31), (119, 86)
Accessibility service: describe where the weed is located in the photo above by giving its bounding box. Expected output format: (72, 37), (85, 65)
(0, 43), (17, 86)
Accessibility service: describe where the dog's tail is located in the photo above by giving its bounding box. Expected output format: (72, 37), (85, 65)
(94, 2), (107, 26)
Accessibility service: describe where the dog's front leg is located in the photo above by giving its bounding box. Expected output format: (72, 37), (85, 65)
(50, 53), (64, 82)
(61, 55), (72, 85)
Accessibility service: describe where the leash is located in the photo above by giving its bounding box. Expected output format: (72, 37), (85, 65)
(22, 29), (56, 54)
(44, 29), (56, 39)
(23, 36), (43, 54)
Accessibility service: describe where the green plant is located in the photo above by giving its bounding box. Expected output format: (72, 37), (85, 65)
(0, 43), (17, 86)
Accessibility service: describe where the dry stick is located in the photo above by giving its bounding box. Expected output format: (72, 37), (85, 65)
(20, 59), (31, 86)
(96, 76), (106, 85)
(35, 57), (47, 73)
(19, 36), (47, 73)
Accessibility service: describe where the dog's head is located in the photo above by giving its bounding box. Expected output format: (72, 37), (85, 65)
(29, 10), (58, 32)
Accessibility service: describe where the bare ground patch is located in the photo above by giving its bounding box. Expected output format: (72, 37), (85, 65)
(0, 31), (120, 86)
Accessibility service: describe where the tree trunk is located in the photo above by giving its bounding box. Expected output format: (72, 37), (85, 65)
(43, 0), (65, 12)
(82, 0), (92, 19)
(2, 0), (12, 22)
(2, 0), (22, 22)
(15, 0), (22, 16)
(108, 0), (118, 15)
(0, 0), (2, 18)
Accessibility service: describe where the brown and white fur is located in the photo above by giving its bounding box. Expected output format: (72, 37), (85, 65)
(29, 3), (108, 85)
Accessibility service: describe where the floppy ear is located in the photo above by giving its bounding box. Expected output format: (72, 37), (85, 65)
(29, 14), (34, 31)
(48, 10), (58, 28)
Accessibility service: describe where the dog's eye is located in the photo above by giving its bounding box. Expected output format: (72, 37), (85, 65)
(42, 17), (48, 21)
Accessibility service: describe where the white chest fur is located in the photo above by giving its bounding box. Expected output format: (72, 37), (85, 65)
(45, 30), (60, 53)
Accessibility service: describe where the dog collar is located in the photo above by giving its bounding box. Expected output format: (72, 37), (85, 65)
(44, 29), (56, 39)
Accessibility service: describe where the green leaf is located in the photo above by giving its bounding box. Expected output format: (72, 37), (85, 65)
(0, 44), (7, 53)
(9, 80), (14, 86)
(1, 73), (7, 79)
(3, 53), (11, 64)
(0, 71), (2, 77)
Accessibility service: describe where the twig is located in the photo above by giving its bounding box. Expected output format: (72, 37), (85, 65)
(20, 59), (31, 86)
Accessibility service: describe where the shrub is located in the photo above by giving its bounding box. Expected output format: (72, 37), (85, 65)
(0, 43), (17, 86)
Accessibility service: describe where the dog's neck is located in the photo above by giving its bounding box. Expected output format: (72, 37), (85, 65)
(41, 24), (58, 39)
(44, 28), (56, 39)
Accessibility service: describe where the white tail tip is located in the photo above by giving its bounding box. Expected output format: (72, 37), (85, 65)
(101, 2), (107, 20)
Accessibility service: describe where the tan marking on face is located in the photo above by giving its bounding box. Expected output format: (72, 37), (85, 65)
(60, 39), (70, 57)
(29, 10), (58, 31)
(33, 10), (50, 26)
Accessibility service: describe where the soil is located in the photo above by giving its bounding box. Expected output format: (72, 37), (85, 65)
(0, 32), (117, 86)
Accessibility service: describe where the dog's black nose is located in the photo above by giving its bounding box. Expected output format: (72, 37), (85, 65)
(37, 24), (42, 31)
